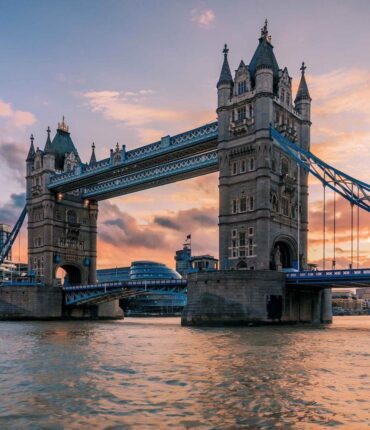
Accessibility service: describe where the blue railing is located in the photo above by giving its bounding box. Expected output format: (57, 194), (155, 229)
(286, 268), (370, 286)
(49, 122), (218, 188)
(82, 150), (218, 198)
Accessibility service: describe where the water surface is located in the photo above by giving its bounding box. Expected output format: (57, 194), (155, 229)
(0, 316), (369, 429)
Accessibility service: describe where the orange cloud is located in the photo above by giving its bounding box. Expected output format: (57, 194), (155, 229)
(0, 99), (36, 127)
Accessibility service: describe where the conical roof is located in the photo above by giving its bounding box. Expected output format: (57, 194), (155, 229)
(26, 135), (35, 161)
(295, 63), (311, 102)
(48, 118), (81, 170)
(44, 126), (52, 154)
(217, 44), (233, 87)
(249, 20), (279, 87)
(89, 143), (96, 164)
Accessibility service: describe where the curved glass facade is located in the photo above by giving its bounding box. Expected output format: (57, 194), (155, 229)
(129, 261), (182, 280)
(97, 261), (185, 315)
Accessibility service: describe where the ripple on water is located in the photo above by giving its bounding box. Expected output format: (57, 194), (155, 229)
(0, 317), (370, 429)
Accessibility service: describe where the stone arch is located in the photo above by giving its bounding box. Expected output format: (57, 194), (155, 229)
(55, 264), (82, 286)
(271, 236), (297, 270)
(236, 260), (248, 270)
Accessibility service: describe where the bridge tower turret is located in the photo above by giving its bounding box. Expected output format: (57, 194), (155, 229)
(294, 62), (312, 269)
(26, 119), (98, 287)
(217, 21), (309, 271)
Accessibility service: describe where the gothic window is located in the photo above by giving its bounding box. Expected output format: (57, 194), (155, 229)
(282, 197), (289, 216)
(232, 229), (237, 237)
(249, 196), (254, 211)
(232, 161), (238, 175)
(239, 232), (246, 247)
(248, 227), (254, 236)
(232, 199), (238, 214)
(240, 197), (247, 212)
(250, 158), (255, 171)
(238, 80), (247, 95)
(67, 210), (77, 224)
(237, 106), (246, 120)
(249, 105), (253, 118)
(240, 159), (246, 173)
(272, 194), (278, 212)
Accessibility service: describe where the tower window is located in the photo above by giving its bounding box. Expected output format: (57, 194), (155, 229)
(239, 232), (246, 247)
(248, 227), (254, 236)
(232, 161), (238, 175)
(240, 197), (247, 213)
(250, 158), (255, 171)
(232, 229), (237, 238)
(240, 159), (246, 173)
(237, 106), (246, 120)
(238, 80), (247, 95)
(232, 199), (238, 214)
(249, 105), (253, 118)
(249, 196), (255, 211)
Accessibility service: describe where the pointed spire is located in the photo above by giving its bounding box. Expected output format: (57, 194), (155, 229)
(249, 20), (279, 84)
(44, 126), (52, 153)
(261, 19), (268, 40)
(217, 44), (233, 87)
(89, 142), (96, 165)
(26, 134), (35, 161)
(295, 62), (311, 102)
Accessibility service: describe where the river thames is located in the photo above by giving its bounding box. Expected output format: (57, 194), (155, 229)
(0, 316), (369, 429)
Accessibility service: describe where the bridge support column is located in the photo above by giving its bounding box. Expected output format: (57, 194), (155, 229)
(182, 271), (332, 326)
(321, 288), (333, 323)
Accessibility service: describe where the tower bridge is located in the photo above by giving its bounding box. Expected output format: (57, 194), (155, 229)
(1, 22), (370, 323)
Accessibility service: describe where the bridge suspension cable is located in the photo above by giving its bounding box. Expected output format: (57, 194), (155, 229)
(0, 205), (27, 265)
(271, 127), (370, 270)
(271, 127), (370, 212)
(323, 182), (326, 270)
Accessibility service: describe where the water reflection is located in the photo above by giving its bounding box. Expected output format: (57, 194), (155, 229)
(0, 317), (369, 429)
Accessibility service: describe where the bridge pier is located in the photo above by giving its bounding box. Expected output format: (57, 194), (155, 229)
(181, 271), (332, 326)
(0, 286), (123, 320)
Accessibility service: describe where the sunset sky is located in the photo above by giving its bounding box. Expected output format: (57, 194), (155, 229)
(1, 0), (370, 270)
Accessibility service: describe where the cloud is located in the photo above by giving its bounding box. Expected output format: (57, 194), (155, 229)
(82, 88), (215, 144)
(97, 200), (218, 269)
(0, 99), (36, 127)
(83, 90), (183, 128)
(100, 202), (166, 250)
(0, 141), (27, 184)
(154, 216), (180, 230)
(191, 8), (215, 28)
(0, 193), (26, 224)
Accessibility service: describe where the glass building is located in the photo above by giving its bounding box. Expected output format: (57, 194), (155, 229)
(97, 261), (185, 315)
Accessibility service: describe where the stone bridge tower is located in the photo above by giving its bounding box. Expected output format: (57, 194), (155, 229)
(26, 119), (98, 287)
(217, 21), (311, 272)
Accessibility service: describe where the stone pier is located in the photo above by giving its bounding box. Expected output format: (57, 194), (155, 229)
(0, 286), (123, 320)
(181, 271), (332, 326)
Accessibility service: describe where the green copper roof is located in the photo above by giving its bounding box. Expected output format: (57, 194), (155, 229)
(249, 37), (279, 86)
(46, 121), (80, 170)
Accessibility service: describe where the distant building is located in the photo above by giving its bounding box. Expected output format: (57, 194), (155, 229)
(175, 239), (218, 278)
(191, 255), (218, 271)
(332, 289), (366, 315)
(97, 261), (185, 315)
(0, 224), (11, 261)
